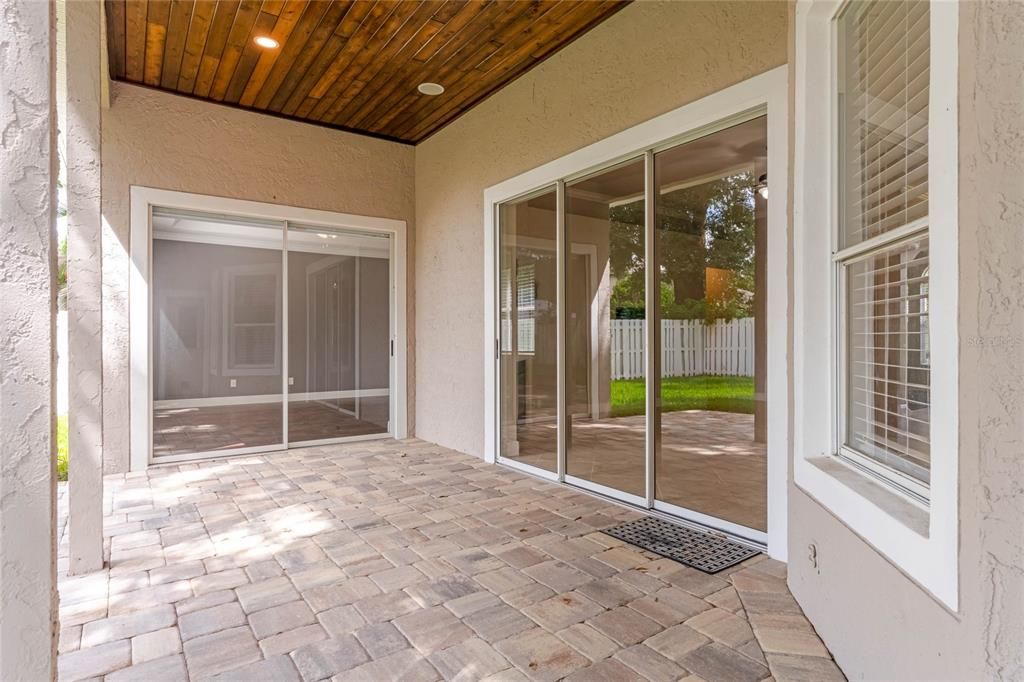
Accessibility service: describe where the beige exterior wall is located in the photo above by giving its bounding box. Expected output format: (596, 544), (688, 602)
(786, 2), (1024, 679)
(0, 1), (59, 677)
(414, 0), (788, 457)
(101, 83), (415, 472)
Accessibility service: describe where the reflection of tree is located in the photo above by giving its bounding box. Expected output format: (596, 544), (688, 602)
(609, 172), (757, 323)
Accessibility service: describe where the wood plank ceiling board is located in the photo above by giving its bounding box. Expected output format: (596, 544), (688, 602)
(104, 0), (630, 144)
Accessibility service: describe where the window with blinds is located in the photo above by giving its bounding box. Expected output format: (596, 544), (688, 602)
(836, 0), (931, 493)
(225, 269), (280, 371)
(516, 264), (536, 354)
(498, 262), (536, 355)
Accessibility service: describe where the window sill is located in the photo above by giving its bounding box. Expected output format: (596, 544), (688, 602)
(806, 455), (928, 538)
(794, 452), (956, 609)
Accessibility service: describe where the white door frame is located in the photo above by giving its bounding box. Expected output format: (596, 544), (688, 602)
(482, 67), (789, 559)
(129, 186), (408, 471)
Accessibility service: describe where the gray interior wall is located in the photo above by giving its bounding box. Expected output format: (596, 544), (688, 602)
(785, 2), (1024, 679)
(101, 82), (414, 472)
(152, 242), (390, 401)
(357, 258), (391, 393)
(415, 0), (788, 457)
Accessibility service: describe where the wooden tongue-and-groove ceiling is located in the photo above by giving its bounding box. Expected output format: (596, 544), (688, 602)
(104, 0), (630, 144)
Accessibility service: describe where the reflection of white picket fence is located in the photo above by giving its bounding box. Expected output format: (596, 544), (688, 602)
(611, 318), (755, 379)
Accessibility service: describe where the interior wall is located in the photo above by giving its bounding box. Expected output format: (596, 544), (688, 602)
(151, 243), (389, 401)
(101, 83), (415, 472)
(785, 2), (1024, 679)
(414, 0), (788, 457)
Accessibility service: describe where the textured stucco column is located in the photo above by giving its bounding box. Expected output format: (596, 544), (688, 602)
(959, 0), (1024, 676)
(65, 0), (104, 575)
(0, 1), (60, 680)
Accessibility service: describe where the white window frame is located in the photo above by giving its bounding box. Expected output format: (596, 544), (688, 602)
(794, 0), (958, 609)
(129, 186), (408, 471)
(221, 263), (282, 376)
(482, 67), (790, 560)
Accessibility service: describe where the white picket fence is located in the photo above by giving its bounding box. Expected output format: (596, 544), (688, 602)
(611, 318), (755, 379)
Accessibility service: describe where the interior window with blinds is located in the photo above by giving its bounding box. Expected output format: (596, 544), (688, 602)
(225, 268), (280, 371)
(499, 263), (537, 354)
(836, 0), (931, 492)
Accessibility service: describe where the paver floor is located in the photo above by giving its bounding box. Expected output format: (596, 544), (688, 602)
(57, 438), (843, 682)
(509, 410), (767, 531)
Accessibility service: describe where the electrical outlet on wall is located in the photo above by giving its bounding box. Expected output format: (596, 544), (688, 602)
(288, 377), (294, 386)
(229, 379), (237, 388)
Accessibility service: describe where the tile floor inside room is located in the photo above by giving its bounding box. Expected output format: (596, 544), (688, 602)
(57, 439), (842, 682)
(509, 410), (767, 531)
(152, 399), (390, 457)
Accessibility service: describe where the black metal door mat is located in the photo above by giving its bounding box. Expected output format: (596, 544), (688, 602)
(603, 516), (760, 574)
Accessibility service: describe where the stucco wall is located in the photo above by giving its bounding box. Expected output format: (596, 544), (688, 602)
(786, 1), (1024, 679)
(0, 1), (59, 677)
(414, 0), (788, 457)
(101, 83), (415, 472)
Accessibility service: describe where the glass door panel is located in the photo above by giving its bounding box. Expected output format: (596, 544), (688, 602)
(498, 188), (558, 473)
(286, 226), (391, 444)
(653, 117), (768, 532)
(565, 158), (646, 497)
(151, 209), (284, 458)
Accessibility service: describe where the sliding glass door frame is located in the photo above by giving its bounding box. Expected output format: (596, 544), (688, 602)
(129, 186), (408, 470)
(485, 68), (789, 556)
(493, 132), (768, 545)
(282, 223), (396, 451)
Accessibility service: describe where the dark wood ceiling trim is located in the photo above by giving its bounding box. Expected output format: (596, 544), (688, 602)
(410, 0), (631, 143)
(263, 1), (351, 112)
(175, 1), (216, 92)
(364, 0), (522, 134)
(104, 0), (631, 144)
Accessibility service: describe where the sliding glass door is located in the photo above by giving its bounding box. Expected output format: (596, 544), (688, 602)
(152, 210), (285, 458)
(653, 117), (768, 533)
(495, 113), (770, 542)
(498, 188), (559, 473)
(565, 158), (647, 500)
(286, 226), (392, 445)
(150, 209), (393, 462)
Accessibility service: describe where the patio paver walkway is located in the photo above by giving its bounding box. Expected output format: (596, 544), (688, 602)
(57, 438), (844, 681)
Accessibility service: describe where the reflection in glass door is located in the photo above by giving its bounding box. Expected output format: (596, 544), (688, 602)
(498, 188), (559, 474)
(653, 116), (768, 533)
(151, 210), (284, 458)
(287, 226), (391, 444)
(150, 209), (394, 462)
(565, 158), (647, 499)
(494, 113), (771, 542)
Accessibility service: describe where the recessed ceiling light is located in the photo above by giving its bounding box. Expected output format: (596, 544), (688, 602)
(417, 82), (445, 96)
(254, 35), (279, 49)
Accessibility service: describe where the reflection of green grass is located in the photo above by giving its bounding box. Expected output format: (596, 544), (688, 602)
(611, 375), (754, 418)
(57, 415), (68, 482)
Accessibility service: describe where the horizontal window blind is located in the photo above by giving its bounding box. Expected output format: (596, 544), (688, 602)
(517, 264), (536, 354)
(498, 264), (537, 354)
(837, 0), (932, 490)
(845, 236), (930, 484)
(839, 0), (930, 249)
(227, 272), (279, 369)
(232, 274), (277, 323)
(231, 325), (277, 368)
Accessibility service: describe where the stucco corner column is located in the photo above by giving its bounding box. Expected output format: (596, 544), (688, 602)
(65, 0), (105, 575)
(0, 1), (60, 679)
